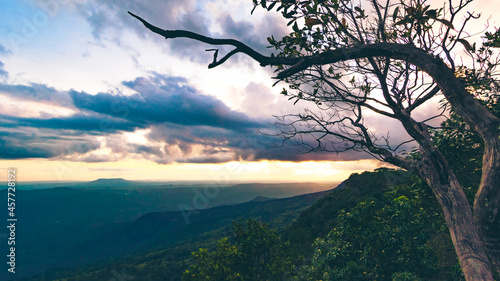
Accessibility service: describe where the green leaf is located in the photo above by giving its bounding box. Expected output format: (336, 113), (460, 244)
(393, 6), (399, 22)
(456, 38), (472, 51)
(425, 9), (437, 19)
(395, 17), (412, 26)
(268, 2), (277, 11)
(435, 18), (454, 29)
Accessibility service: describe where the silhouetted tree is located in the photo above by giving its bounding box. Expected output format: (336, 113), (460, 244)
(130, 0), (500, 279)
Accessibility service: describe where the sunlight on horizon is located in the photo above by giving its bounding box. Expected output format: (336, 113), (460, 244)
(0, 158), (389, 182)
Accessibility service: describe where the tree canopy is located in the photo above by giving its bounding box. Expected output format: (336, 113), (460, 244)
(182, 218), (297, 281)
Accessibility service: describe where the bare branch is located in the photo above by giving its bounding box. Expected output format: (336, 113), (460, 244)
(128, 11), (300, 68)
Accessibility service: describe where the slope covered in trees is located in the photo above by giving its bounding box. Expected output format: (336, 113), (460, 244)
(182, 169), (464, 281)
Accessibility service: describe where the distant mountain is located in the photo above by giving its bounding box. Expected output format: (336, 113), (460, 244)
(84, 178), (138, 189)
(88, 177), (130, 184)
(0, 181), (83, 190)
(248, 196), (275, 202)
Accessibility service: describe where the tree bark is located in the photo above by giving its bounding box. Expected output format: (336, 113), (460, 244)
(475, 138), (500, 274)
(415, 145), (494, 281)
(401, 52), (500, 278)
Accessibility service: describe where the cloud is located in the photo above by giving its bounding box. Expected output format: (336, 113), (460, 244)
(0, 61), (7, 78)
(0, 71), (371, 164)
(219, 15), (262, 51)
(0, 113), (140, 133)
(0, 129), (100, 159)
(0, 73), (274, 162)
(0, 83), (75, 107)
(177, 155), (235, 164)
(218, 13), (289, 55)
(76, 0), (290, 64)
(0, 43), (10, 55)
(143, 118), (370, 164)
(76, 0), (213, 62)
(79, 0), (199, 38)
(71, 74), (266, 131)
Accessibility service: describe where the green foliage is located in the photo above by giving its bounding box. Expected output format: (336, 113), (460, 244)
(304, 186), (439, 280)
(284, 169), (413, 256)
(391, 271), (421, 281)
(182, 218), (297, 281)
(281, 169), (466, 280)
(183, 239), (243, 281)
(484, 28), (500, 48)
(432, 100), (500, 202)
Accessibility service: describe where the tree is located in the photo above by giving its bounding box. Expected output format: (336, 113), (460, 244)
(182, 218), (296, 281)
(306, 190), (440, 280)
(129, 0), (500, 279)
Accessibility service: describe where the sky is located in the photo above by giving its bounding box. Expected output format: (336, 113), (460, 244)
(0, 0), (498, 183)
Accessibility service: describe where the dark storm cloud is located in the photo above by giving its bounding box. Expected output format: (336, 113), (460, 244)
(71, 74), (265, 131)
(0, 130), (100, 159)
(0, 114), (139, 133)
(0, 83), (74, 107)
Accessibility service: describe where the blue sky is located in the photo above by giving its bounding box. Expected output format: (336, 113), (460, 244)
(0, 0), (498, 182)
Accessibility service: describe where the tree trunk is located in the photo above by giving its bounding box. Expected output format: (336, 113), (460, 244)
(417, 147), (494, 281)
(474, 139), (500, 275)
(403, 46), (500, 278)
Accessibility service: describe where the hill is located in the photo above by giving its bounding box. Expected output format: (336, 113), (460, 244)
(283, 168), (404, 255)
(23, 187), (336, 281)
(4, 181), (335, 280)
(85, 178), (136, 188)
